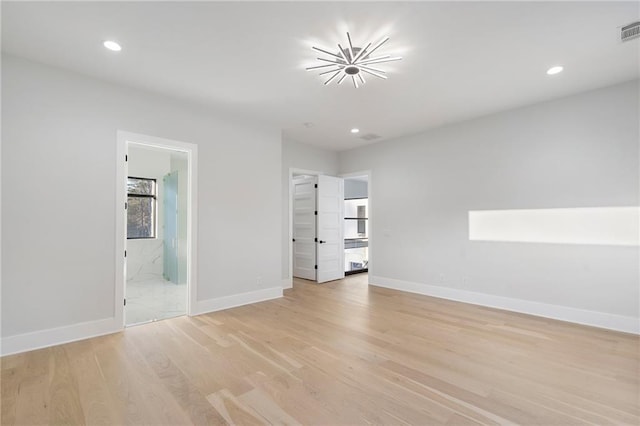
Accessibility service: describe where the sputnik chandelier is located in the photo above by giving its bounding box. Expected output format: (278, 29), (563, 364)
(306, 32), (402, 88)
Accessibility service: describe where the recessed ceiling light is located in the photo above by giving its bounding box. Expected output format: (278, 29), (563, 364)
(546, 66), (563, 75)
(306, 32), (401, 88)
(351, 128), (360, 134)
(103, 40), (122, 52)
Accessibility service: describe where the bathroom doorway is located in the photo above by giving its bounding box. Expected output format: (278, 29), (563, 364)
(116, 131), (198, 328)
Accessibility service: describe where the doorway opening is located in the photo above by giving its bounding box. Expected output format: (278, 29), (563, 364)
(343, 175), (369, 275)
(116, 131), (198, 328)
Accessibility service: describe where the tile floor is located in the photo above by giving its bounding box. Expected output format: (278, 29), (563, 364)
(125, 275), (187, 326)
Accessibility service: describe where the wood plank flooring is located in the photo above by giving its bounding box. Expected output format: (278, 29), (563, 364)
(2, 274), (639, 425)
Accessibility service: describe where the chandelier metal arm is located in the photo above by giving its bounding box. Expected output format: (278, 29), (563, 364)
(325, 70), (342, 85)
(317, 57), (348, 66)
(359, 65), (387, 74)
(351, 42), (372, 63)
(306, 63), (339, 71)
(364, 36), (390, 58)
(358, 56), (402, 66)
(337, 43), (351, 64)
(360, 68), (387, 79)
(312, 46), (344, 60)
(355, 55), (391, 65)
(346, 32), (355, 62)
(318, 66), (344, 75)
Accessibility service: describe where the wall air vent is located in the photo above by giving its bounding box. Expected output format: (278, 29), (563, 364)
(621, 21), (640, 42)
(360, 133), (381, 141)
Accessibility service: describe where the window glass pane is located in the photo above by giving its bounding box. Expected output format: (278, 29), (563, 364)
(127, 177), (155, 196)
(127, 196), (155, 238)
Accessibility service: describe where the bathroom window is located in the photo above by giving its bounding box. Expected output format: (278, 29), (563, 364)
(127, 177), (157, 239)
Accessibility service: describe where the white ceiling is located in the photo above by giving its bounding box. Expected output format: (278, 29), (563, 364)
(2, 1), (638, 151)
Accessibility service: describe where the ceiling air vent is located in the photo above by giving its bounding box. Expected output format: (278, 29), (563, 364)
(621, 21), (640, 42)
(360, 133), (381, 141)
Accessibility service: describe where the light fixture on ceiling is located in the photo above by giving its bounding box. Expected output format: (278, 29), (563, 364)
(306, 32), (402, 88)
(351, 128), (360, 134)
(546, 65), (563, 75)
(103, 40), (122, 52)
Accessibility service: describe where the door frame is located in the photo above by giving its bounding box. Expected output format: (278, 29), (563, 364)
(339, 170), (372, 279)
(287, 168), (323, 288)
(116, 131), (198, 327)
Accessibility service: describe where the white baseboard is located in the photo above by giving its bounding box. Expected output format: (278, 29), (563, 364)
(2, 286), (284, 356)
(282, 278), (293, 289)
(369, 275), (639, 334)
(193, 286), (283, 316)
(1, 317), (122, 356)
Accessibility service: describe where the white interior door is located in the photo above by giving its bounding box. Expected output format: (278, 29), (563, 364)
(317, 175), (344, 283)
(292, 176), (317, 280)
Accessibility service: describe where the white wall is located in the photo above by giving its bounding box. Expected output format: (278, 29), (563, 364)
(1, 54), (282, 351)
(339, 80), (640, 332)
(281, 136), (338, 283)
(126, 146), (171, 282)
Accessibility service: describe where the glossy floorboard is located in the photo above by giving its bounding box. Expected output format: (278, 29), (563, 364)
(2, 274), (638, 425)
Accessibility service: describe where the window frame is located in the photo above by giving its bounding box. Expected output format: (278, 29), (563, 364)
(127, 176), (158, 240)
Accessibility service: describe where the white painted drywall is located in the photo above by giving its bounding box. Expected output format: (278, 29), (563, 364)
(126, 145), (171, 281)
(281, 136), (338, 281)
(339, 80), (640, 320)
(1, 54), (281, 339)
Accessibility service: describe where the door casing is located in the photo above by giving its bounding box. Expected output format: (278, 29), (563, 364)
(116, 131), (198, 328)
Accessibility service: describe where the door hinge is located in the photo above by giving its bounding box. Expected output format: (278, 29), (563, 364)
(314, 211), (317, 215)
(125, 154), (128, 162)
(125, 202), (128, 210)
(124, 299), (126, 306)
(314, 184), (318, 189)
(124, 250), (127, 258)
(314, 265), (318, 270)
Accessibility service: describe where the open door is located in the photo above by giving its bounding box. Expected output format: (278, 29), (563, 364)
(292, 176), (317, 280)
(317, 175), (344, 283)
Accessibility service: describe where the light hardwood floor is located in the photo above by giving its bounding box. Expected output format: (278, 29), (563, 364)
(2, 274), (639, 425)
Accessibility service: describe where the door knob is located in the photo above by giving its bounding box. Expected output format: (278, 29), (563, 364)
(319, 240), (326, 244)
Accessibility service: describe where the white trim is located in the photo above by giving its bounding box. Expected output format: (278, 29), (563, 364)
(117, 131), (198, 327)
(369, 275), (640, 334)
(339, 170), (373, 277)
(193, 286), (283, 316)
(1, 318), (121, 356)
(282, 278), (293, 289)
